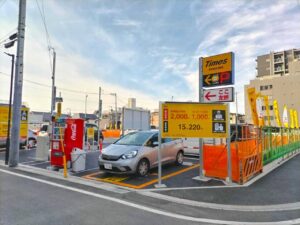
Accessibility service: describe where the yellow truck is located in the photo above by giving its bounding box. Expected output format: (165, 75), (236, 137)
(0, 104), (29, 147)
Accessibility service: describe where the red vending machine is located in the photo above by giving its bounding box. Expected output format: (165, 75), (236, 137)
(51, 118), (84, 168)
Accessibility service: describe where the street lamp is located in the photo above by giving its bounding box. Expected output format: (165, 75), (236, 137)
(110, 93), (117, 129)
(3, 52), (15, 165)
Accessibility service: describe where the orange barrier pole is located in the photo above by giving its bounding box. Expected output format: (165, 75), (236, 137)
(59, 127), (68, 178)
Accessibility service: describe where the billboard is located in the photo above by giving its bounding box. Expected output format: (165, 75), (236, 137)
(0, 105), (28, 138)
(202, 52), (234, 87)
(160, 102), (228, 138)
(122, 107), (150, 131)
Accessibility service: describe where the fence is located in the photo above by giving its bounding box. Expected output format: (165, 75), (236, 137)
(262, 127), (300, 165)
(203, 125), (300, 184)
(204, 125), (263, 184)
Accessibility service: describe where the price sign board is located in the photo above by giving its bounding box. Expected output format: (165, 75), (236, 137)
(160, 102), (228, 138)
(202, 52), (234, 87)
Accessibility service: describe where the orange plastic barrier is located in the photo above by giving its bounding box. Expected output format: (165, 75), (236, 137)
(203, 139), (263, 184)
(102, 129), (121, 138)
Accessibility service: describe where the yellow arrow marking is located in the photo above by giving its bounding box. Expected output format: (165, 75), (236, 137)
(204, 75), (212, 85)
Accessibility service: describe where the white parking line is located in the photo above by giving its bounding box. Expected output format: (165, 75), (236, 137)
(0, 168), (299, 225)
(20, 160), (37, 164)
(27, 161), (49, 166)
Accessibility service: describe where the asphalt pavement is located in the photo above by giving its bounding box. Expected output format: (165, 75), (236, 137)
(0, 169), (203, 225)
(154, 153), (300, 205)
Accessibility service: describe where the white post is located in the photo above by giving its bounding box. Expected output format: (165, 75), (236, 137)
(155, 101), (166, 188)
(198, 57), (205, 178)
(226, 103), (232, 183)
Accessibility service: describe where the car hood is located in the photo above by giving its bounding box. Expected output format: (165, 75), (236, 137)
(102, 144), (141, 157)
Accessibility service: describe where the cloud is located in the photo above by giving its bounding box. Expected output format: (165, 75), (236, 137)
(162, 57), (187, 75)
(113, 19), (141, 27)
(96, 8), (120, 15)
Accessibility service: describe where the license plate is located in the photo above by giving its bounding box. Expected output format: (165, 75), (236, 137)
(104, 163), (112, 170)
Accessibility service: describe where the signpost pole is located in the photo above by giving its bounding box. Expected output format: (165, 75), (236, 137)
(155, 101), (166, 188)
(198, 57), (205, 179)
(226, 103), (232, 183)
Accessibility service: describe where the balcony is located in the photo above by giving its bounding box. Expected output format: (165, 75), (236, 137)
(274, 66), (283, 72)
(274, 57), (283, 63)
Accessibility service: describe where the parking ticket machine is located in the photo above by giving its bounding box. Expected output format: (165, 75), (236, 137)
(51, 118), (84, 168)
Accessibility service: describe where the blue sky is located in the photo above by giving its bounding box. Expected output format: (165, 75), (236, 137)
(0, 0), (300, 114)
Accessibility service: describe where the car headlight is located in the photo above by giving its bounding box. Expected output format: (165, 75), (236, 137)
(121, 150), (138, 159)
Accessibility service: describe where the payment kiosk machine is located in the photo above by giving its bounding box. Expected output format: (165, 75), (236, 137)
(50, 118), (84, 168)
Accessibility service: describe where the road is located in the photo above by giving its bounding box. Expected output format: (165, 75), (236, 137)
(0, 168), (203, 225)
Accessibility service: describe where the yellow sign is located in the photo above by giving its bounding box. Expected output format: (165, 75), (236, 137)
(283, 105), (289, 128)
(247, 87), (259, 126)
(0, 106), (28, 137)
(273, 100), (282, 127)
(87, 127), (94, 139)
(202, 52), (233, 75)
(290, 109), (295, 128)
(161, 103), (228, 138)
(294, 110), (299, 128)
(263, 95), (271, 126)
(56, 102), (62, 119)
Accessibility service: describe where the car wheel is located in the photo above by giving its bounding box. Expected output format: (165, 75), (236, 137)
(175, 151), (184, 166)
(137, 159), (149, 177)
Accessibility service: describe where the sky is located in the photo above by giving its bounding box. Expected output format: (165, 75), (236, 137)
(0, 0), (300, 115)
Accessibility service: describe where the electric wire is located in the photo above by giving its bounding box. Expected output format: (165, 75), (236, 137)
(35, 0), (53, 74)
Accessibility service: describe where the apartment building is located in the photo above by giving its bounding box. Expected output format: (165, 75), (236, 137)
(245, 48), (300, 125)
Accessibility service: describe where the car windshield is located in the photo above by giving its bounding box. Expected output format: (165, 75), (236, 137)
(114, 132), (154, 146)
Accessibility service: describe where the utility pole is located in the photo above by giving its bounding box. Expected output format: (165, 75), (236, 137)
(85, 94), (88, 120)
(9, 0), (27, 167)
(50, 48), (56, 115)
(4, 53), (15, 165)
(98, 87), (102, 120)
(110, 93), (117, 129)
(98, 87), (102, 143)
(115, 93), (117, 129)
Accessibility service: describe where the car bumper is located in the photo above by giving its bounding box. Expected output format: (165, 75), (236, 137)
(98, 157), (139, 174)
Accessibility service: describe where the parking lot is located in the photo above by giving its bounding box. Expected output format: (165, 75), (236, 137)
(0, 147), (225, 190)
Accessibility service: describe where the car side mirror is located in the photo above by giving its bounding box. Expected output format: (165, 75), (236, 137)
(152, 141), (159, 147)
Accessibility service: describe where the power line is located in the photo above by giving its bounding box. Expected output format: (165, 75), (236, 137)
(35, 0), (53, 74)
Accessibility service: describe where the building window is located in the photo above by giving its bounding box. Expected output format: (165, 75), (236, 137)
(260, 85), (272, 91)
(262, 106), (266, 111)
(269, 105), (273, 110)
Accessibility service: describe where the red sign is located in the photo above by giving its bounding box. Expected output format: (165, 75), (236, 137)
(203, 87), (234, 103)
(51, 118), (84, 168)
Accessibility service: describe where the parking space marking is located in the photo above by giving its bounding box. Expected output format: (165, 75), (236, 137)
(83, 164), (200, 189)
(102, 176), (129, 182)
(27, 161), (50, 166)
(20, 160), (37, 164)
